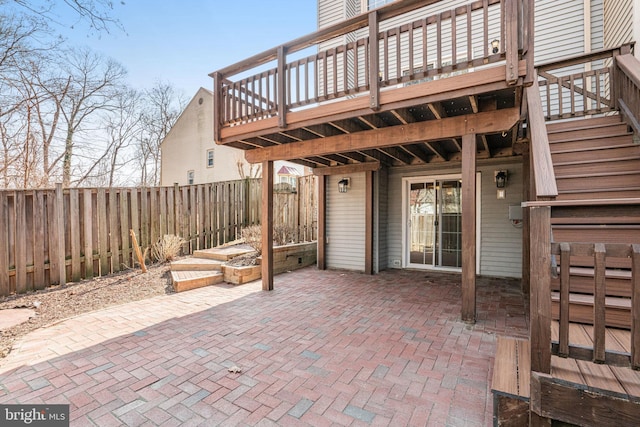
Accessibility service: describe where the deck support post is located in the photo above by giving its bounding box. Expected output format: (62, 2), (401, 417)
(277, 46), (287, 128)
(317, 175), (326, 270)
(522, 145), (531, 294)
(261, 160), (274, 291)
(529, 206), (552, 374)
(461, 133), (476, 323)
(504, 0), (518, 85)
(365, 170), (374, 275)
(368, 10), (380, 110)
(212, 72), (223, 142)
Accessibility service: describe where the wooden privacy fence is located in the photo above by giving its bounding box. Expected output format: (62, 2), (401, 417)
(0, 176), (317, 297)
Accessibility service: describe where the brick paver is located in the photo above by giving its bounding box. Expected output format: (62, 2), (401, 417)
(0, 267), (527, 426)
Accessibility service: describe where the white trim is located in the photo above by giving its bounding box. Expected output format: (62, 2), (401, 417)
(401, 173), (481, 273)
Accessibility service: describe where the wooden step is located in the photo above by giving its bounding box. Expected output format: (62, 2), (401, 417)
(491, 336), (530, 427)
(547, 123), (630, 142)
(549, 134), (633, 152)
(193, 246), (255, 261)
(545, 115), (623, 133)
(551, 145), (640, 165)
(170, 257), (224, 271)
(556, 188), (640, 200)
(556, 172), (640, 192)
(551, 292), (631, 329)
(554, 158), (640, 177)
(171, 270), (224, 292)
(551, 267), (632, 298)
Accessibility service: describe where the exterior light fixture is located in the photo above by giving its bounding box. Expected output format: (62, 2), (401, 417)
(495, 170), (507, 199)
(491, 39), (500, 54)
(338, 178), (350, 193)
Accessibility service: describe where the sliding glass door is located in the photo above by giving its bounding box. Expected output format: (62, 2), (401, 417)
(407, 177), (462, 269)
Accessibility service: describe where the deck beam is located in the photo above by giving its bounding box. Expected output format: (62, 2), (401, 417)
(245, 108), (518, 163)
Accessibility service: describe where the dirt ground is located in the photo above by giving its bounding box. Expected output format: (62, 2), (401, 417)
(0, 263), (174, 359)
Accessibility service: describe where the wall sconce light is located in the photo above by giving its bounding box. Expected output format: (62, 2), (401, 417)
(491, 39), (500, 54)
(338, 178), (350, 193)
(495, 170), (507, 199)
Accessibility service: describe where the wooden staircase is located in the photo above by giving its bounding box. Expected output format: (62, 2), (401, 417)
(547, 114), (640, 329)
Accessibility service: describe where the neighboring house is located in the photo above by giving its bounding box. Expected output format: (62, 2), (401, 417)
(160, 88), (307, 186)
(211, 0), (640, 423)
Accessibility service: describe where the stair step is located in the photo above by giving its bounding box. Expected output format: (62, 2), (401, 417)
(171, 270), (224, 292)
(554, 158), (640, 177)
(547, 123), (630, 142)
(556, 173), (640, 192)
(193, 247), (255, 261)
(170, 257), (223, 271)
(551, 145), (640, 165)
(545, 115), (623, 133)
(551, 292), (631, 329)
(549, 134), (633, 152)
(551, 267), (632, 298)
(556, 189), (640, 200)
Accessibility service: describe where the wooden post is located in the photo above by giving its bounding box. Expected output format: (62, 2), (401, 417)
(529, 205), (552, 374)
(55, 183), (66, 286)
(461, 133), (476, 323)
(0, 192), (8, 295)
(504, 0), (518, 85)
(365, 170), (374, 275)
(522, 145), (531, 294)
(277, 46), (287, 129)
(212, 72), (222, 143)
(632, 244), (640, 369)
(368, 10), (380, 110)
(262, 161), (274, 291)
(130, 229), (147, 273)
(317, 175), (326, 270)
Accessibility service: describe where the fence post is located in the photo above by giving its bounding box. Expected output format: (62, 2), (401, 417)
(55, 183), (66, 286)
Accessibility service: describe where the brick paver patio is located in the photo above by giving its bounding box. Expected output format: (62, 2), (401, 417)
(0, 267), (527, 426)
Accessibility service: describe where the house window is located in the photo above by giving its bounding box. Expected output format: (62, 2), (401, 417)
(207, 149), (214, 167)
(187, 170), (194, 185)
(366, 0), (394, 10)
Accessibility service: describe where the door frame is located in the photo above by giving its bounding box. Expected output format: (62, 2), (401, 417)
(401, 173), (481, 273)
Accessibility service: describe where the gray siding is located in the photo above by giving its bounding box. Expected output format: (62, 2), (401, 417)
(591, 0), (604, 51)
(385, 162), (523, 278)
(479, 162), (523, 278)
(376, 168), (389, 272)
(326, 173), (366, 271)
(604, 0), (633, 48)
(535, 0), (585, 64)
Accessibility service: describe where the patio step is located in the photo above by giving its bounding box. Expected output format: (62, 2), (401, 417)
(170, 257), (224, 272)
(171, 270), (224, 292)
(491, 336), (530, 426)
(193, 247), (255, 261)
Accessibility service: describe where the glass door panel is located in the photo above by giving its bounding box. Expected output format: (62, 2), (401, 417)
(438, 180), (462, 268)
(409, 182), (435, 266)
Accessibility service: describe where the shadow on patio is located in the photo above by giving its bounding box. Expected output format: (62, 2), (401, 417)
(0, 267), (527, 426)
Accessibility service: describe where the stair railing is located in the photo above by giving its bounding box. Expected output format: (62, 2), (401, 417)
(614, 44), (640, 135)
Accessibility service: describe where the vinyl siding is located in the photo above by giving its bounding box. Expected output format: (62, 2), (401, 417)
(384, 162), (523, 278)
(376, 168), (389, 272)
(535, 0), (585, 64)
(326, 173), (366, 271)
(604, 0), (633, 48)
(591, 0), (604, 51)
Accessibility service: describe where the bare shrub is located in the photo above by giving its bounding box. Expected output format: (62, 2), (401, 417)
(274, 225), (296, 246)
(150, 234), (185, 262)
(241, 225), (262, 255)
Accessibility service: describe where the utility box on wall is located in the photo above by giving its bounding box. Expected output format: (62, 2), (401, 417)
(509, 205), (523, 221)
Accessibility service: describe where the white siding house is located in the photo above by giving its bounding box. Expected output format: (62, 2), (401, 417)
(161, 88), (308, 186)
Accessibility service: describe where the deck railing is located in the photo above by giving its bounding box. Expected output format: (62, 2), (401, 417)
(211, 0), (532, 139)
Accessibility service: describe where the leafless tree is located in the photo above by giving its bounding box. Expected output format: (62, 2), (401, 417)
(58, 46), (126, 186)
(137, 82), (185, 186)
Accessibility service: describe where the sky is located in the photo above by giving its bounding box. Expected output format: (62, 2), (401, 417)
(55, 0), (318, 98)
